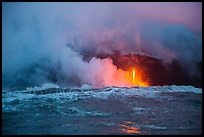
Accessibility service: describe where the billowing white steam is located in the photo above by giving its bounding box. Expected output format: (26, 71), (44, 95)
(2, 2), (202, 87)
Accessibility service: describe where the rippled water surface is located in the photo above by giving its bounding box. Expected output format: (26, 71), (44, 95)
(2, 86), (202, 135)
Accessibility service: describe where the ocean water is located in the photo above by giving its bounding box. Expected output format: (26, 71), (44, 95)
(2, 85), (202, 135)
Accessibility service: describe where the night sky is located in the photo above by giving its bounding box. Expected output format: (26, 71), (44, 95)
(2, 2), (202, 88)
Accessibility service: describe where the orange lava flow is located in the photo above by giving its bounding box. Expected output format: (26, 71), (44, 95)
(124, 67), (149, 87)
(132, 69), (136, 84)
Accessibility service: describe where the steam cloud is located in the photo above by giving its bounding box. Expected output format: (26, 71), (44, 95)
(2, 2), (202, 88)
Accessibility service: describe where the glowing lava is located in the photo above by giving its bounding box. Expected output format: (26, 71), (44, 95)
(125, 67), (149, 87)
(132, 69), (136, 84)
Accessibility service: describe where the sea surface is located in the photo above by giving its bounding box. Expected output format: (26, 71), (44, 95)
(2, 84), (202, 135)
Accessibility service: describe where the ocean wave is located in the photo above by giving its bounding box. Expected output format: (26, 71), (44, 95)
(2, 84), (202, 108)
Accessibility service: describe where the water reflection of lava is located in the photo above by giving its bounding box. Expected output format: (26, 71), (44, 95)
(118, 121), (141, 134)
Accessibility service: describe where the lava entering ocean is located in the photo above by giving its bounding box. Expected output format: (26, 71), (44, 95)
(83, 53), (202, 88)
(125, 68), (149, 87)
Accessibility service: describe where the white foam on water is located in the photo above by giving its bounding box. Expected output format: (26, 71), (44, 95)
(26, 83), (59, 92)
(66, 107), (111, 117)
(144, 125), (167, 130)
(2, 85), (202, 105)
(80, 84), (93, 90)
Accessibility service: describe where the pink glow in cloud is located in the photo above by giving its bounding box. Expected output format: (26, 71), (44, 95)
(3, 2), (202, 87)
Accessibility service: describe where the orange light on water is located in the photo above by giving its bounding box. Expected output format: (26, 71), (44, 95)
(119, 124), (141, 134)
(118, 121), (141, 134)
